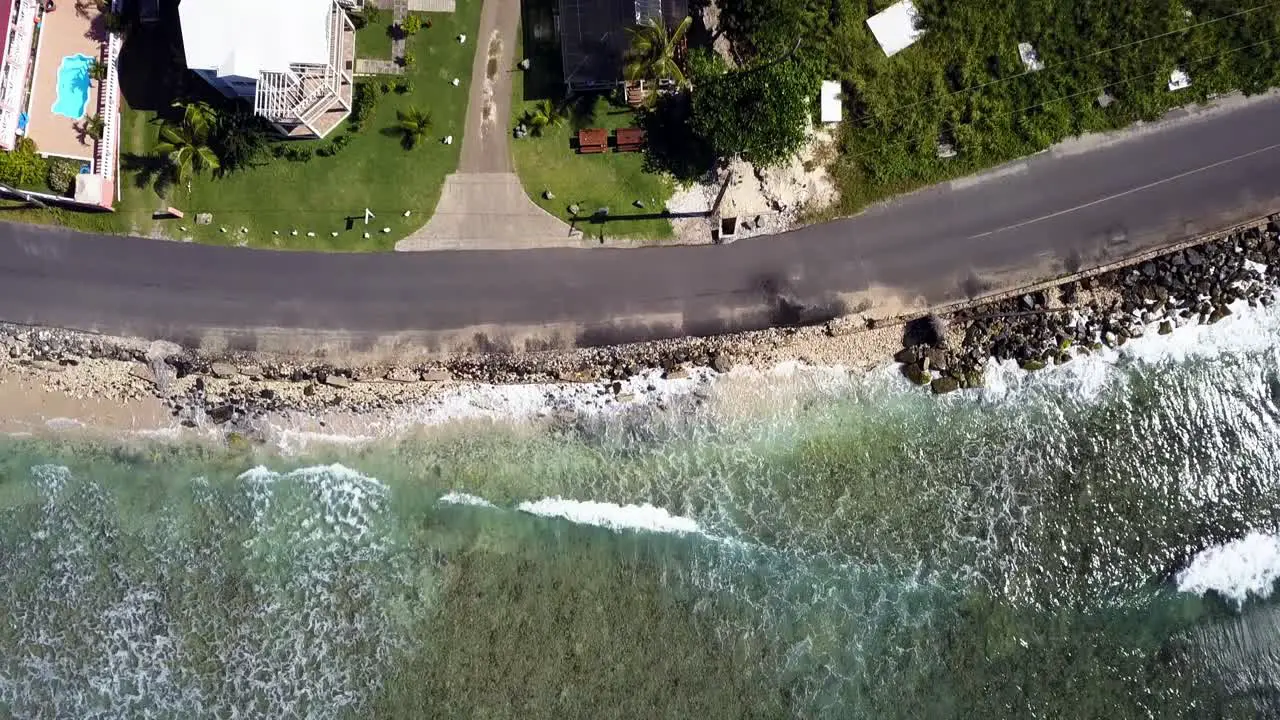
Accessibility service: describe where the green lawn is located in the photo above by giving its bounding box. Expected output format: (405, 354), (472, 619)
(509, 9), (674, 242)
(107, 5), (483, 251)
(355, 15), (394, 61)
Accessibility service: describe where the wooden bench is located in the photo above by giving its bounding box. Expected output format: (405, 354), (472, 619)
(615, 127), (646, 153)
(577, 128), (608, 154)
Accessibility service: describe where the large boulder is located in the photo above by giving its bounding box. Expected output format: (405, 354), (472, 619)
(893, 346), (920, 365)
(931, 376), (961, 395)
(903, 363), (930, 386)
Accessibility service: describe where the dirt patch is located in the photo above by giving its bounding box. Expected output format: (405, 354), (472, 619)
(668, 123), (839, 243)
(479, 31), (503, 131)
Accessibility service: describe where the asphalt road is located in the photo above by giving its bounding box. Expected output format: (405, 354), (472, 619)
(4, 95), (1280, 354)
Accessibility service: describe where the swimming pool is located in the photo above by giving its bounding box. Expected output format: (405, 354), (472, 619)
(51, 54), (94, 120)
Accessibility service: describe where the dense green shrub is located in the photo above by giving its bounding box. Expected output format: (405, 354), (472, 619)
(283, 145), (314, 162)
(0, 137), (48, 189)
(401, 14), (423, 35)
(349, 82), (383, 130)
(395, 79), (414, 94)
(45, 157), (80, 195)
(379, 78), (395, 95)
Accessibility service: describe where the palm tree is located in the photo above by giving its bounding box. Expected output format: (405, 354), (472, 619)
(394, 107), (432, 149)
(624, 16), (692, 87)
(88, 58), (107, 83)
(155, 108), (219, 185)
(172, 101), (218, 137)
(524, 99), (566, 136)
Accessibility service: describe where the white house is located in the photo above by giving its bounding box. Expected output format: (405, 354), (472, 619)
(179, 0), (359, 139)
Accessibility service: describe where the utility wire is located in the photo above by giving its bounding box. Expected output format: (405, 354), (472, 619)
(840, 32), (1280, 165)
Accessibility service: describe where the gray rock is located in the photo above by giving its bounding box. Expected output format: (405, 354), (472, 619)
(825, 315), (862, 337)
(1020, 359), (1046, 371)
(323, 374), (352, 389)
(422, 368), (453, 382)
(1158, 320), (1174, 335)
(924, 347), (950, 372)
(239, 365), (263, 379)
(664, 366), (690, 380)
(129, 363), (155, 384)
(385, 367), (420, 383)
(210, 362), (237, 379)
(710, 353), (732, 373)
(30, 360), (65, 373)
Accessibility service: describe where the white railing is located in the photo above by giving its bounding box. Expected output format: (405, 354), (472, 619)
(95, 31), (122, 182)
(0, 0), (39, 150)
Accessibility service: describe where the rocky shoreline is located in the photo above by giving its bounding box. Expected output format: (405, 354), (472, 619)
(890, 217), (1280, 394)
(2, 215), (1279, 435)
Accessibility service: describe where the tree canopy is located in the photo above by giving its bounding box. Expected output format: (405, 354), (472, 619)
(689, 59), (814, 167)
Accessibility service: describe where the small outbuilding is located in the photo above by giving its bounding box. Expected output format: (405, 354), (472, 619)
(820, 81), (842, 123)
(1168, 69), (1191, 91)
(866, 0), (924, 57)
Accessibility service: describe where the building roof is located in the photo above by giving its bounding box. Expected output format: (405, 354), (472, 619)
(0, 0), (13, 73)
(559, 0), (688, 88)
(180, 0), (333, 78)
(866, 0), (924, 57)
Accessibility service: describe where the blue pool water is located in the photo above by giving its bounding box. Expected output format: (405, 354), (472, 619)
(51, 54), (94, 120)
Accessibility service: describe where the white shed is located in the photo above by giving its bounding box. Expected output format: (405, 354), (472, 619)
(866, 0), (924, 57)
(820, 81), (842, 123)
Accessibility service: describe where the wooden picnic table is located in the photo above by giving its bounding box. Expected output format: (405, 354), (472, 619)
(577, 128), (608, 154)
(615, 127), (646, 152)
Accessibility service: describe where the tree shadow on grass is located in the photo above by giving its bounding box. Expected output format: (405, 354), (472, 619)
(121, 152), (174, 198)
(639, 93), (716, 182)
(378, 125), (424, 151)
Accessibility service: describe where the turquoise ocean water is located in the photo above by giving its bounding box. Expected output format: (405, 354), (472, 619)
(5, 304), (1280, 717)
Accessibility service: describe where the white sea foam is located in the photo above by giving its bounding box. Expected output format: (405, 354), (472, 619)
(1177, 532), (1280, 605)
(268, 367), (718, 453)
(975, 296), (1280, 403)
(517, 496), (702, 535)
(438, 491), (497, 508)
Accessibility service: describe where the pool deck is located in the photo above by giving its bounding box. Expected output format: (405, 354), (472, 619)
(26, 5), (104, 161)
